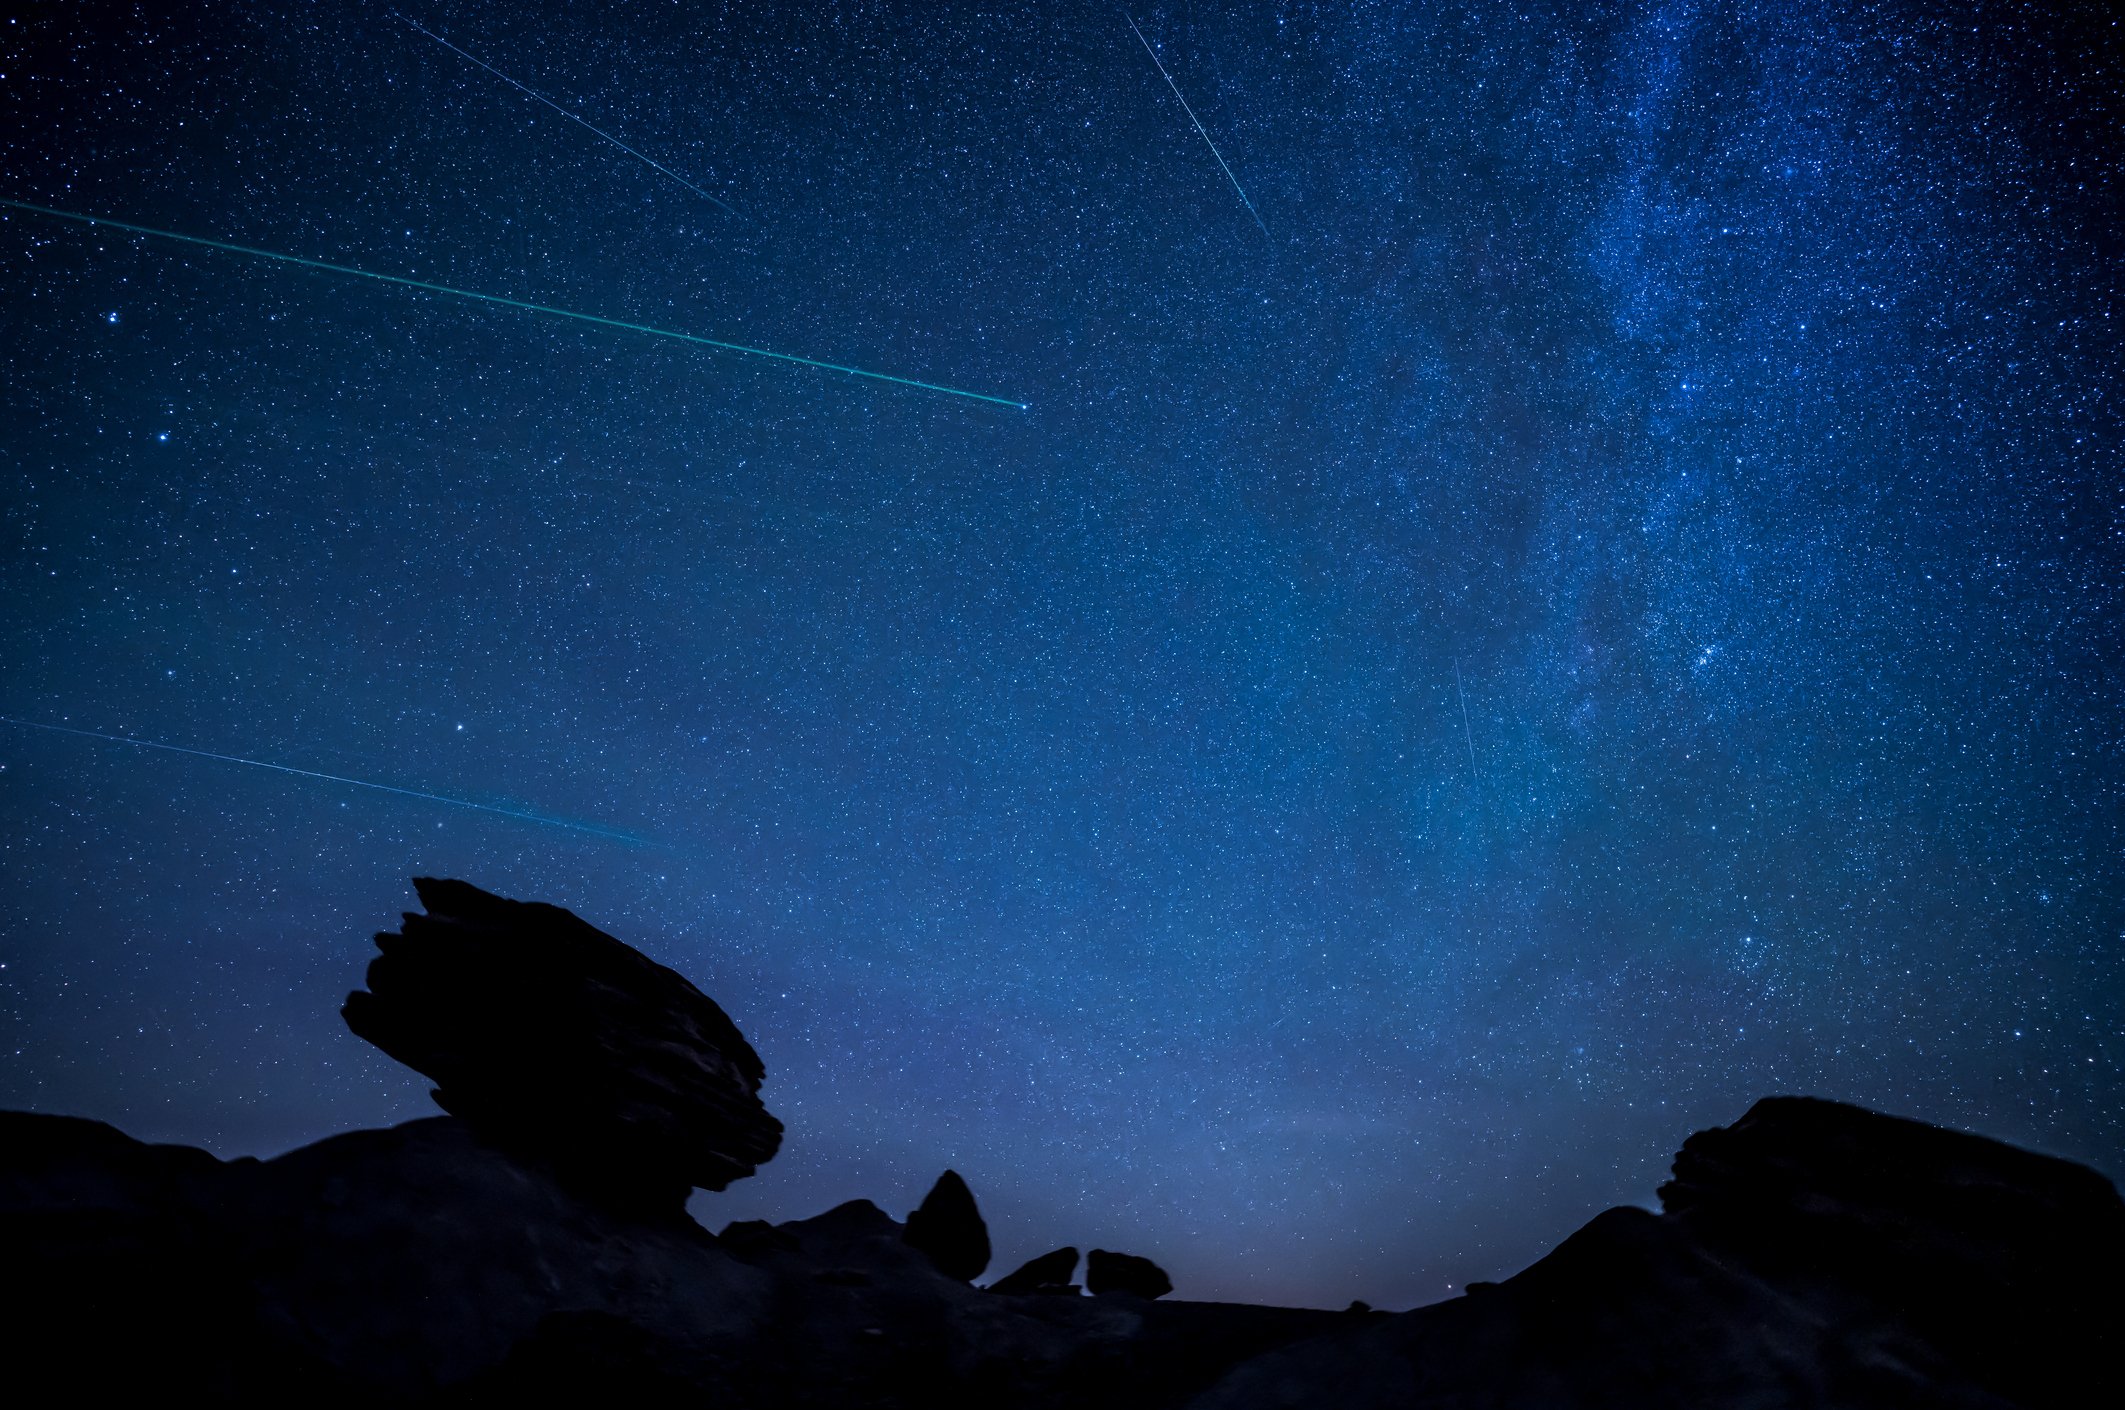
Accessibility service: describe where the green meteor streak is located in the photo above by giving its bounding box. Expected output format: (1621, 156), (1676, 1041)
(1, 716), (650, 845)
(0, 199), (1028, 409)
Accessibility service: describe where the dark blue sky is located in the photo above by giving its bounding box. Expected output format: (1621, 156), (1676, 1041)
(1, 0), (2118, 1308)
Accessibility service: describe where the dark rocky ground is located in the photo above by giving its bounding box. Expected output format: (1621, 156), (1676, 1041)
(3, 882), (2118, 1406)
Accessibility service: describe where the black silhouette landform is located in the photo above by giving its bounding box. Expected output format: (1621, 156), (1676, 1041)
(2, 879), (2118, 1406)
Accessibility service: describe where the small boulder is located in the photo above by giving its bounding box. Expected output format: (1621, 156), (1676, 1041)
(989, 1246), (1079, 1295)
(1086, 1249), (1172, 1300)
(903, 1170), (990, 1282)
(342, 878), (781, 1211)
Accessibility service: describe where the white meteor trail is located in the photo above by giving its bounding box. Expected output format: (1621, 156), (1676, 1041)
(1122, 10), (1269, 238)
(1454, 659), (1480, 786)
(1, 716), (647, 844)
(392, 11), (743, 218)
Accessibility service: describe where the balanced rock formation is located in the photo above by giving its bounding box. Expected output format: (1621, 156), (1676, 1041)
(990, 1245), (1080, 1295)
(1087, 1249), (1172, 1300)
(904, 1169), (990, 1282)
(342, 877), (780, 1210)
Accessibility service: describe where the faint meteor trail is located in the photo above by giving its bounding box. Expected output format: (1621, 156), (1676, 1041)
(1122, 10), (1270, 238)
(392, 11), (742, 218)
(0, 200), (1028, 408)
(1454, 658), (1481, 785)
(0, 716), (647, 844)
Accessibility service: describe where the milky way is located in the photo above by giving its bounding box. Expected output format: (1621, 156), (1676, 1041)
(1, 1), (2117, 1308)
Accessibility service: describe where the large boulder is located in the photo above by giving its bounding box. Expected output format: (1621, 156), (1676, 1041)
(991, 1246), (1081, 1295)
(1191, 1096), (2125, 1410)
(1658, 1095), (2125, 1409)
(1087, 1249), (1172, 1300)
(342, 878), (781, 1210)
(905, 1169), (991, 1282)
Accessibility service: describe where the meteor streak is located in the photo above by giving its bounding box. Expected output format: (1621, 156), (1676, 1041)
(1455, 658), (1481, 786)
(1122, 10), (1270, 238)
(0, 199), (1027, 408)
(392, 11), (742, 218)
(1, 716), (647, 844)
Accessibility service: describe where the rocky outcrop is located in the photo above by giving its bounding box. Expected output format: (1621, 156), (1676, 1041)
(0, 1112), (349, 1402)
(991, 1246), (1081, 1295)
(3, 1093), (2117, 1407)
(7, 881), (2121, 1407)
(1657, 1096), (2125, 1410)
(341, 878), (781, 1211)
(1088, 1249), (1173, 1300)
(0, 1110), (769, 1402)
(904, 1170), (991, 1281)
(0, 1108), (1348, 1407)
(1187, 1096), (2125, 1410)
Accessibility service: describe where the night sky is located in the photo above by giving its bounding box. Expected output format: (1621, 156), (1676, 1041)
(2, 1), (2119, 1309)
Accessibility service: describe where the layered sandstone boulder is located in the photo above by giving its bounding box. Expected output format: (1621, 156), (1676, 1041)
(342, 877), (781, 1210)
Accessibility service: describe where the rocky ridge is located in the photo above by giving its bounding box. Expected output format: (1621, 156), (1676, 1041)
(2, 880), (2118, 1406)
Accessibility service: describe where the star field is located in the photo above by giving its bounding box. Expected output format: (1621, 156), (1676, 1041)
(1, 0), (2119, 1308)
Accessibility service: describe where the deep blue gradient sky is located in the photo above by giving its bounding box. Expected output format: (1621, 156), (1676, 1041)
(2, 1), (2118, 1308)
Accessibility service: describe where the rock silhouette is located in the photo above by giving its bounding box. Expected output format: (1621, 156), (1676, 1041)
(8, 1092), (2116, 1406)
(1659, 1095), (2124, 1410)
(903, 1169), (990, 1282)
(4, 881), (2120, 1406)
(989, 1245), (1081, 1295)
(1087, 1249), (1173, 1300)
(341, 878), (780, 1210)
(1189, 1096), (2125, 1410)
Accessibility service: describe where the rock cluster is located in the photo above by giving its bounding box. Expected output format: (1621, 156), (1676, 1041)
(341, 878), (781, 1210)
(902, 1174), (1172, 1300)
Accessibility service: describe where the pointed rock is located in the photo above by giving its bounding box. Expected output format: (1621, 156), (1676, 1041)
(1086, 1248), (1172, 1299)
(989, 1245), (1079, 1294)
(904, 1169), (990, 1281)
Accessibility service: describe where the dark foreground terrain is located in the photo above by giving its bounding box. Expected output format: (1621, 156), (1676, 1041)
(3, 882), (2117, 1407)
